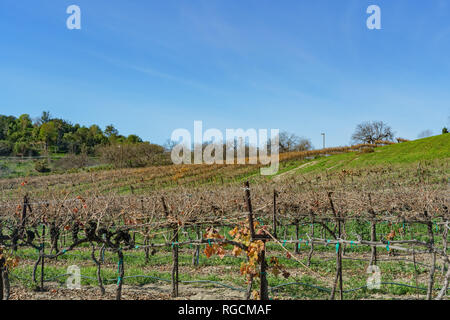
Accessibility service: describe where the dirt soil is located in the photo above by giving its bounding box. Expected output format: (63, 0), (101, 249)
(9, 282), (246, 300)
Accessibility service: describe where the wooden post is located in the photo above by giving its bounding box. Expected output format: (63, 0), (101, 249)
(259, 242), (269, 301)
(368, 194), (377, 266)
(172, 225), (179, 298)
(442, 220), (448, 275)
(338, 237), (343, 300)
(294, 219), (299, 254)
(20, 195), (28, 233)
(116, 249), (124, 300)
(244, 181), (255, 239)
(50, 222), (60, 255)
(244, 181), (269, 300)
(412, 248), (420, 299)
(162, 196), (179, 298)
(273, 190), (278, 239)
(12, 195), (29, 252)
(307, 217), (315, 267)
(40, 224), (45, 292)
(328, 192), (343, 300)
(330, 235), (344, 300)
(425, 214), (436, 300)
(192, 225), (201, 266)
(142, 198), (150, 264)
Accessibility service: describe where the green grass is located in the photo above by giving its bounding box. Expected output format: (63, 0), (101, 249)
(0, 159), (37, 178)
(0, 154), (106, 179)
(9, 217), (446, 300)
(295, 134), (449, 174)
(10, 243), (437, 299)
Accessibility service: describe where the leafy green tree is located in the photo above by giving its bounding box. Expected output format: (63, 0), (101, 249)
(88, 125), (107, 147)
(40, 111), (52, 124)
(0, 140), (12, 156)
(63, 132), (79, 154)
(39, 121), (58, 151)
(13, 141), (36, 157)
(0, 112), (154, 159)
(105, 124), (119, 138)
(17, 114), (33, 132)
(126, 134), (142, 144)
(51, 118), (76, 152)
(5, 114), (34, 144)
(0, 116), (16, 140)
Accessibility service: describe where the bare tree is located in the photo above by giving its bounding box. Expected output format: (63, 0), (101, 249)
(351, 121), (394, 144)
(278, 131), (312, 153)
(163, 139), (177, 152)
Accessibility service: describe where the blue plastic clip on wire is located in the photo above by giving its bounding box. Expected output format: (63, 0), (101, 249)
(386, 241), (390, 251)
(298, 239), (302, 250)
(117, 256), (123, 286)
(336, 243), (340, 253)
(283, 240), (286, 247)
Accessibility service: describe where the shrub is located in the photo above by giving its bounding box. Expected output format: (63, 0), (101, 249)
(97, 142), (170, 168)
(53, 153), (92, 171)
(34, 160), (51, 173)
(358, 147), (375, 154)
(443, 127), (449, 134)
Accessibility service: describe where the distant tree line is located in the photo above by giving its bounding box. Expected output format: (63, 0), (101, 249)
(0, 111), (168, 169)
(0, 111), (152, 156)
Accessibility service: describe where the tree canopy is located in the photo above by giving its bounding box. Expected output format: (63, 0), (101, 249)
(0, 112), (146, 157)
(351, 121), (394, 144)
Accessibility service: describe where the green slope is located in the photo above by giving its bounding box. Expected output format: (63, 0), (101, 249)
(295, 134), (450, 174)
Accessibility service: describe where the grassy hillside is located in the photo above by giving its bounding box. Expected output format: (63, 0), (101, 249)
(295, 134), (449, 175)
(1, 135), (448, 200)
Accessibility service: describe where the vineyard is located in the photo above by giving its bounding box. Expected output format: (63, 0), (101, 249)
(0, 137), (449, 300)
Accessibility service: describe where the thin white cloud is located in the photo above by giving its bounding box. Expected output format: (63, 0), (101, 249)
(86, 51), (212, 91)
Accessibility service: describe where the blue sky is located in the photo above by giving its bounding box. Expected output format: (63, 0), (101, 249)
(1, 0), (449, 148)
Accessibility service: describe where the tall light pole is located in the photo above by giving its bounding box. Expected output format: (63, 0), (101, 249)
(321, 133), (325, 150)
